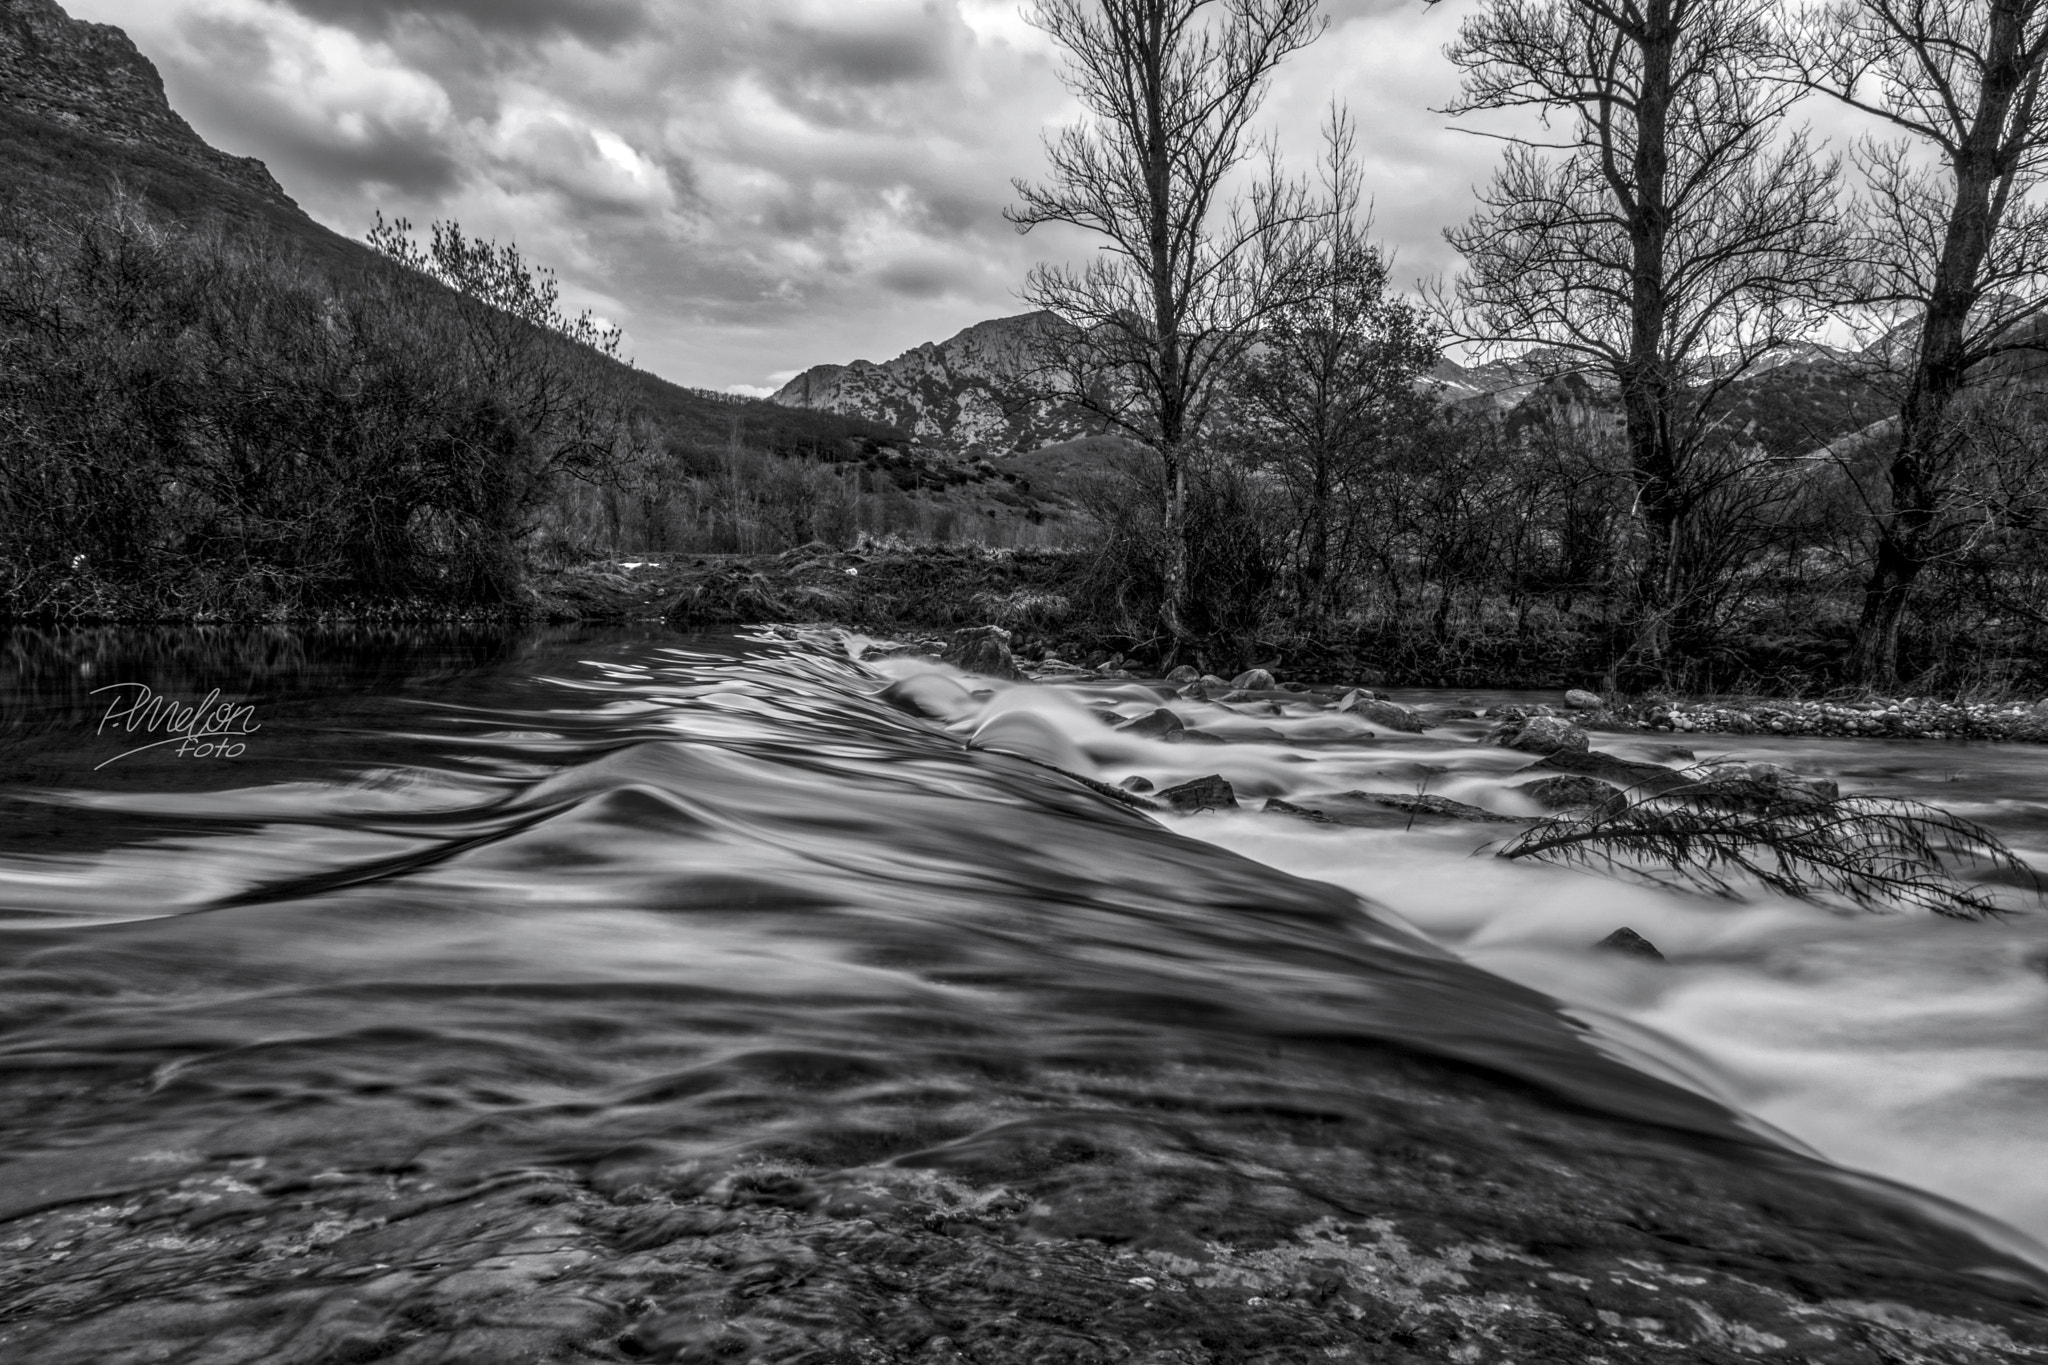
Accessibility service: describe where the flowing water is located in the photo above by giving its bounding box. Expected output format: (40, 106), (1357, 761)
(2, 625), (2047, 1363)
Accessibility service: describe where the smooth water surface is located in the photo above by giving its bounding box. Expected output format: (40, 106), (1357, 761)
(1, 625), (2045, 1362)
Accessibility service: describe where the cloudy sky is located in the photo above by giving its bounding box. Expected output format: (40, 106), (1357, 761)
(70, 0), (1524, 394)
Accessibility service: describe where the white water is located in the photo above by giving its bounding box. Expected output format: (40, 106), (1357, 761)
(876, 651), (2048, 1254)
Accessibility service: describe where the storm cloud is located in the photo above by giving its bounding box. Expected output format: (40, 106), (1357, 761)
(64, 0), (1503, 392)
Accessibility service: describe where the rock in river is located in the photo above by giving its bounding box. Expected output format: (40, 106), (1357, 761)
(1564, 688), (1605, 711)
(1342, 696), (1431, 733)
(941, 625), (1022, 680)
(1115, 707), (1186, 741)
(1156, 774), (1238, 812)
(1490, 713), (1590, 755)
(1517, 775), (1619, 810)
(1596, 927), (1665, 960)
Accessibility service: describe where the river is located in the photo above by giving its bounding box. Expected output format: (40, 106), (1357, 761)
(1, 625), (2045, 1363)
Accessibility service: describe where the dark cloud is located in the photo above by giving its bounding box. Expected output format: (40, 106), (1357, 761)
(877, 258), (964, 300)
(769, 14), (959, 88)
(77, 0), (1499, 393)
(169, 14), (464, 198)
(272, 0), (648, 45)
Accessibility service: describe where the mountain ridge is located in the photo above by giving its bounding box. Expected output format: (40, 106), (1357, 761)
(0, 0), (294, 209)
(771, 311), (1097, 455)
(772, 311), (1904, 462)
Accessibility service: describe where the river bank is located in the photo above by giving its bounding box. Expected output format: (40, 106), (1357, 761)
(12, 543), (2047, 743)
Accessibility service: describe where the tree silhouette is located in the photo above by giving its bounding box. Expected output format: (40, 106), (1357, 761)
(1788, 0), (2048, 685)
(1442, 0), (1847, 683)
(1007, 0), (1322, 657)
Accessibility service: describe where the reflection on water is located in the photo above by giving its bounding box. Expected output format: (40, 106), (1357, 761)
(0, 628), (2045, 1362)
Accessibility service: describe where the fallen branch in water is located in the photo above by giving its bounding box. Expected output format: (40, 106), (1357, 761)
(1497, 784), (2040, 919)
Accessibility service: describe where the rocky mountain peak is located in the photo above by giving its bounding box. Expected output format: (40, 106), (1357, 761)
(771, 311), (1096, 456)
(0, 0), (295, 209)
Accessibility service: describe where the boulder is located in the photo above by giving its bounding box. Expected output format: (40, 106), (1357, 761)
(1165, 665), (1201, 684)
(1516, 775), (1619, 810)
(942, 625), (1023, 680)
(1231, 668), (1277, 690)
(1684, 761), (1839, 807)
(1120, 775), (1155, 793)
(1343, 696), (1430, 733)
(1490, 713), (1590, 755)
(1428, 707), (1481, 722)
(1115, 707), (1186, 741)
(1156, 774), (1238, 812)
(1337, 688), (1384, 708)
(1595, 927), (1665, 960)
(1564, 689), (1605, 711)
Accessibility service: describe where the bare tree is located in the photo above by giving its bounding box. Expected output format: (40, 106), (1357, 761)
(1788, 0), (2048, 685)
(1441, 0), (1846, 682)
(1233, 109), (1441, 632)
(1007, 0), (1322, 654)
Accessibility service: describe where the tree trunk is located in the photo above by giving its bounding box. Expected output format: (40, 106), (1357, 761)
(1301, 445), (1332, 631)
(1615, 0), (1680, 686)
(1850, 0), (2030, 685)
(1159, 444), (1192, 651)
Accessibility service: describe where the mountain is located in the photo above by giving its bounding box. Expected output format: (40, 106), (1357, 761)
(1432, 348), (1605, 410)
(0, 0), (935, 477)
(771, 312), (1098, 455)
(0, 0), (291, 208)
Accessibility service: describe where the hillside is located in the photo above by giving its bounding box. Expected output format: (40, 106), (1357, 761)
(0, 0), (929, 473)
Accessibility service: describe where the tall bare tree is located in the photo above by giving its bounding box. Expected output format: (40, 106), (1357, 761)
(1789, 0), (2048, 685)
(1007, 0), (1322, 653)
(1442, 0), (1845, 681)
(1234, 109), (1441, 631)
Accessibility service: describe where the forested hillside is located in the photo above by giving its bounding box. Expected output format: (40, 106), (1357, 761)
(0, 0), (1060, 621)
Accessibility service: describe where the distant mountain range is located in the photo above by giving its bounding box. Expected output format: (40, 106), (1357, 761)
(772, 317), (1907, 463)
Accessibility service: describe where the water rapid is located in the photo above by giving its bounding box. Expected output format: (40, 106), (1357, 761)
(1, 627), (2045, 1363)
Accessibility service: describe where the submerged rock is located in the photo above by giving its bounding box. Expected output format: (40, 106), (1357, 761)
(1264, 797), (1334, 823)
(1491, 713), (1590, 755)
(1596, 927), (1665, 960)
(1521, 748), (1691, 795)
(1282, 791), (1526, 827)
(1685, 761), (1840, 807)
(1156, 773), (1238, 812)
(942, 625), (1023, 680)
(1517, 775), (1619, 810)
(1343, 696), (1430, 733)
(1356, 791), (1524, 823)
(1114, 707), (1186, 741)
(1119, 775), (1155, 793)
